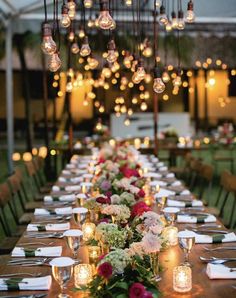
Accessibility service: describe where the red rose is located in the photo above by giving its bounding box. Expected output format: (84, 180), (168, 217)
(97, 262), (113, 279)
(138, 189), (145, 198)
(98, 218), (110, 224)
(98, 157), (105, 164)
(131, 202), (151, 217)
(129, 283), (146, 298)
(96, 196), (111, 204)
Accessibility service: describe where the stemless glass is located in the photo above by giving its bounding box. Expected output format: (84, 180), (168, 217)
(178, 231), (196, 267)
(73, 207), (88, 228)
(50, 257), (75, 298)
(63, 229), (83, 259)
(163, 207), (180, 226)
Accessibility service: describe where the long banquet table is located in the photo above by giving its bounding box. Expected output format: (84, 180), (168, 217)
(0, 155), (236, 297)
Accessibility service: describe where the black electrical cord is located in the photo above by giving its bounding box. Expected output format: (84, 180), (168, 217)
(44, 0), (47, 22)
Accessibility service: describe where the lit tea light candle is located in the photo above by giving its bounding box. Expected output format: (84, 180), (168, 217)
(88, 246), (101, 264)
(144, 195), (154, 206)
(162, 226), (178, 246)
(173, 265), (192, 293)
(143, 167), (148, 174)
(74, 264), (93, 286)
(82, 222), (96, 241)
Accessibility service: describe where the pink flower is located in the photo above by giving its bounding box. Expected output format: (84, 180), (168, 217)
(131, 202), (151, 218)
(143, 291), (153, 298)
(98, 218), (110, 224)
(97, 262), (113, 279)
(100, 180), (111, 191)
(129, 283), (146, 298)
(98, 157), (105, 164)
(121, 167), (140, 178)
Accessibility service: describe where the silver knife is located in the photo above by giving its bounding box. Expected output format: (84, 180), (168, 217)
(0, 294), (47, 298)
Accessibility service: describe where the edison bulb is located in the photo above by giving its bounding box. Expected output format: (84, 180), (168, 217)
(110, 18), (116, 30)
(136, 66), (146, 81)
(159, 6), (168, 26)
(131, 60), (138, 72)
(125, 0), (132, 6)
(185, 10), (195, 23)
(123, 56), (132, 68)
(41, 36), (57, 55)
(88, 19), (94, 28)
(102, 67), (112, 78)
(78, 29), (85, 39)
(124, 118), (130, 126)
(140, 101), (147, 111)
(172, 18), (178, 29)
(48, 53), (61, 72)
(165, 21), (172, 32)
(80, 37), (91, 57)
(97, 10), (114, 30)
(145, 73), (152, 84)
(177, 19), (185, 30)
(162, 71), (170, 83)
(68, 8), (76, 20)
(155, 0), (161, 7)
(142, 46), (153, 57)
(107, 50), (117, 63)
(60, 7), (71, 28)
(88, 57), (99, 69)
(66, 81), (73, 92)
(84, 0), (93, 8)
(173, 75), (182, 87)
(67, 0), (76, 10)
(71, 42), (80, 54)
(132, 73), (141, 84)
(153, 78), (165, 93)
(68, 31), (75, 42)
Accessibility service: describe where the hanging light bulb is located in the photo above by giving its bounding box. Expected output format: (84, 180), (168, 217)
(60, 4), (71, 28)
(132, 73), (141, 85)
(84, 0), (93, 9)
(78, 28), (85, 39)
(68, 8), (76, 20)
(87, 55), (99, 69)
(135, 59), (146, 81)
(162, 70), (170, 83)
(67, 0), (76, 10)
(171, 11), (178, 29)
(173, 69), (182, 87)
(131, 54), (138, 72)
(159, 5), (168, 26)
(102, 63), (112, 78)
(125, 0), (132, 6)
(153, 67), (165, 93)
(177, 10), (185, 30)
(97, 0), (115, 30)
(165, 21), (172, 32)
(121, 76), (128, 86)
(41, 23), (57, 55)
(68, 31), (75, 42)
(71, 42), (80, 54)
(80, 36), (91, 57)
(87, 19), (94, 28)
(140, 101), (148, 111)
(155, 0), (161, 7)
(185, 0), (195, 23)
(48, 52), (61, 72)
(106, 39), (117, 63)
(124, 117), (130, 126)
(66, 81), (73, 93)
(123, 52), (132, 68)
(142, 41), (153, 57)
(144, 73), (152, 84)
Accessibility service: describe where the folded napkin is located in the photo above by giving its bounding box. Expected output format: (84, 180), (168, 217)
(83, 174), (93, 180)
(154, 188), (175, 198)
(27, 222), (70, 231)
(192, 232), (236, 244)
(159, 166), (168, 172)
(66, 164), (75, 169)
(12, 246), (62, 257)
(34, 207), (72, 216)
(177, 214), (216, 223)
(78, 164), (88, 169)
(144, 172), (162, 179)
(206, 263), (236, 279)
(156, 162), (164, 168)
(167, 199), (203, 207)
(0, 275), (52, 291)
(181, 189), (191, 195)
(72, 169), (87, 175)
(150, 180), (167, 187)
(62, 170), (71, 175)
(58, 177), (83, 184)
(44, 194), (75, 202)
(171, 181), (182, 187)
(166, 173), (175, 178)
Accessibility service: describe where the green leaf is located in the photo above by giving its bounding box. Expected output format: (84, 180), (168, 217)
(116, 281), (129, 290)
(116, 294), (128, 298)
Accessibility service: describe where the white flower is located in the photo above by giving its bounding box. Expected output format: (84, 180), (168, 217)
(142, 232), (162, 254)
(126, 242), (145, 258)
(111, 194), (121, 204)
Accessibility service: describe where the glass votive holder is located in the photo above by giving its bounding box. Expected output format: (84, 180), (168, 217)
(83, 174), (93, 182)
(88, 246), (101, 264)
(81, 182), (93, 194)
(76, 194), (87, 207)
(82, 222), (96, 241)
(162, 226), (178, 246)
(74, 264), (93, 287)
(173, 265), (192, 293)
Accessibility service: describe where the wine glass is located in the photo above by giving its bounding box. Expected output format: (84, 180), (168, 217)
(50, 257), (75, 298)
(63, 229), (83, 259)
(157, 196), (167, 211)
(163, 207), (180, 226)
(72, 207), (88, 228)
(178, 231), (195, 267)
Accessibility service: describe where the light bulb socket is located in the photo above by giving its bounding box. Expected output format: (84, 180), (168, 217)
(61, 3), (69, 14)
(177, 68), (182, 76)
(153, 67), (162, 78)
(107, 39), (116, 50)
(42, 22), (52, 37)
(83, 36), (89, 44)
(99, 0), (108, 11)
(178, 10), (184, 19)
(138, 59), (144, 67)
(171, 11), (176, 19)
(187, 0), (194, 11)
(160, 5), (166, 15)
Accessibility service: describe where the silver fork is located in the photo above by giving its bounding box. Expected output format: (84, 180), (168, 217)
(204, 246), (236, 252)
(0, 272), (42, 277)
(24, 232), (64, 239)
(19, 241), (55, 246)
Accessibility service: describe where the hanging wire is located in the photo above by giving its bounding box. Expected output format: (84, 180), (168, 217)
(153, 0), (159, 66)
(131, 0), (136, 54)
(43, 0), (47, 22)
(137, 0), (142, 57)
(177, 30), (181, 68)
(53, 0), (56, 38)
(56, 0), (60, 51)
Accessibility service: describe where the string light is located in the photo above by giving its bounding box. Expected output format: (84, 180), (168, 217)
(84, 0), (93, 9)
(107, 39), (117, 63)
(48, 52), (61, 72)
(80, 36), (91, 57)
(97, 0), (115, 30)
(41, 23), (57, 55)
(153, 67), (165, 93)
(159, 4), (168, 26)
(60, 3), (71, 28)
(185, 0), (195, 23)
(71, 42), (80, 54)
